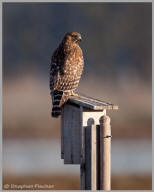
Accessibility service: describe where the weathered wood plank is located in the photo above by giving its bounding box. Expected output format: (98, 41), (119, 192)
(68, 94), (118, 110)
(71, 105), (81, 164)
(96, 125), (100, 189)
(80, 106), (85, 189)
(63, 104), (72, 164)
(85, 125), (91, 189)
(99, 115), (111, 190)
(91, 125), (97, 190)
(84, 125), (99, 190)
(63, 104), (81, 164)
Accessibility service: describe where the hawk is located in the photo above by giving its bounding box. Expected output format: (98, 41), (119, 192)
(50, 32), (84, 117)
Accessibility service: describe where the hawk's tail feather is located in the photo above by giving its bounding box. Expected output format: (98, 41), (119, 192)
(52, 106), (61, 118)
(51, 90), (70, 118)
(51, 90), (63, 118)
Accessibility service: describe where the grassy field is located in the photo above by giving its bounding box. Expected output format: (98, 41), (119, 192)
(3, 174), (152, 190)
(3, 74), (152, 140)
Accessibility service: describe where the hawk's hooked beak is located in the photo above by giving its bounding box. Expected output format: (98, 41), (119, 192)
(78, 36), (82, 42)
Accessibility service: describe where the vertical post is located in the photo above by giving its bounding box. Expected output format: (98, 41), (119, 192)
(84, 125), (97, 190)
(80, 107), (85, 190)
(99, 116), (111, 190)
(91, 125), (97, 190)
(85, 126), (91, 189)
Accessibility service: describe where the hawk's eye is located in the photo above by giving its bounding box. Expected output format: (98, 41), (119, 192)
(73, 35), (78, 39)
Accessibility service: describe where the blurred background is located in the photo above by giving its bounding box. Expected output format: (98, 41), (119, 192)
(3, 2), (152, 190)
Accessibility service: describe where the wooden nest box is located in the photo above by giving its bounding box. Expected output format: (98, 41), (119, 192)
(61, 94), (118, 190)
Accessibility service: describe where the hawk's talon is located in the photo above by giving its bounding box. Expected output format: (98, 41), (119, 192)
(71, 92), (79, 97)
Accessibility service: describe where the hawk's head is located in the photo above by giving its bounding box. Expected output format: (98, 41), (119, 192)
(64, 32), (82, 43)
